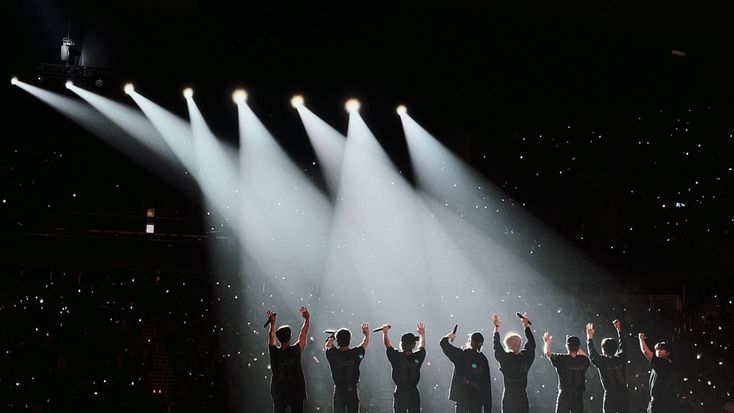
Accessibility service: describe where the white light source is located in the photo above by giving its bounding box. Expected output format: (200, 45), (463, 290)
(10, 77), (18, 86)
(124, 83), (134, 94)
(290, 94), (304, 108)
(183, 87), (194, 99)
(232, 89), (248, 104)
(345, 98), (361, 113)
(396, 105), (407, 115)
(65, 80), (74, 89)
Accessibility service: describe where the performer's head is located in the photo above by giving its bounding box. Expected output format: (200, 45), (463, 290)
(276, 325), (292, 345)
(468, 332), (484, 351)
(504, 333), (522, 354)
(601, 337), (618, 356)
(336, 328), (351, 348)
(566, 335), (581, 353)
(400, 333), (419, 353)
(654, 341), (671, 359)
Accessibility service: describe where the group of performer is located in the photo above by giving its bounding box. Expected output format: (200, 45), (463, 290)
(265, 308), (675, 413)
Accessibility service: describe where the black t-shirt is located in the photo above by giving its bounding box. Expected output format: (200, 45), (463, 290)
(493, 327), (536, 391)
(650, 356), (674, 405)
(387, 347), (426, 390)
(588, 333), (627, 392)
(326, 346), (366, 391)
(269, 344), (306, 401)
(550, 353), (590, 394)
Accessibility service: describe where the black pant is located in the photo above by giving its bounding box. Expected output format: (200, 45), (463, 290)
(502, 388), (529, 413)
(556, 391), (584, 413)
(394, 388), (420, 413)
(334, 387), (359, 413)
(602, 391), (629, 413)
(273, 399), (304, 413)
(455, 401), (484, 413)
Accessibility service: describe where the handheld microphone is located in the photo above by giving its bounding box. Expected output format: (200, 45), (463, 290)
(264, 313), (277, 328)
(323, 330), (336, 335)
(516, 312), (532, 325)
(450, 324), (458, 342)
(373, 325), (390, 333)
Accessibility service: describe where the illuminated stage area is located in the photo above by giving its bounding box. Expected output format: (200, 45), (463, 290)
(5, 2), (734, 413)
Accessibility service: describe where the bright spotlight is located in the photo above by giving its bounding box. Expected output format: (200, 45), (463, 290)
(396, 105), (407, 115)
(232, 89), (248, 104)
(345, 98), (361, 113)
(65, 80), (74, 89)
(183, 88), (194, 99)
(290, 95), (304, 108)
(124, 83), (134, 94)
(10, 77), (18, 86)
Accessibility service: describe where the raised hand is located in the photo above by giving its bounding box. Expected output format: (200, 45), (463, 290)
(521, 312), (530, 329)
(638, 332), (647, 341)
(543, 332), (553, 343)
(300, 307), (310, 320)
(586, 323), (595, 340)
(417, 322), (426, 336)
(267, 310), (277, 323)
(492, 314), (501, 329)
(362, 323), (369, 335)
(382, 324), (391, 333)
(612, 319), (621, 332)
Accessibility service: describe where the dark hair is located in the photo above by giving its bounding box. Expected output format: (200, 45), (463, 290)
(470, 332), (484, 348)
(336, 328), (351, 347)
(401, 333), (418, 351)
(566, 335), (581, 352)
(276, 326), (292, 344)
(601, 338), (618, 356)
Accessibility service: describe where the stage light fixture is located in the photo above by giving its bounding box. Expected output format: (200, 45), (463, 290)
(183, 88), (194, 99)
(65, 80), (74, 89)
(345, 98), (361, 113)
(290, 95), (304, 108)
(10, 77), (18, 86)
(232, 89), (248, 104)
(124, 83), (134, 94)
(396, 105), (407, 115)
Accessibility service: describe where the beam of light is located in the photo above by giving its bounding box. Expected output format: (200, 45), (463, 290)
(127, 89), (198, 175)
(345, 98), (360, 113)
(293, 104), (346, 195)
(67, 83), (180, 168)
(399, 111), (610, 291)
(184, 95), (241, 228)
(12, 80), (187, 186)
(236, 100), (334, 283)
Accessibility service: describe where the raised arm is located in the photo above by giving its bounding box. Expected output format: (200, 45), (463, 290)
(298, 307), (310, 352)
(613, 319), (626, 359)
(492, 314), (505, 361)
(522, 312), (535, 352)
(638, 332), (653, 361)
(543, 332), (553, 361)
(325, 334), (335, 350)
(417, 322), (426, 350)
(586, 322), (600, 365)
(382, 324), (392, 348)
(267, 310), (277, 347)
(440, 331), (461, 362)
(359, 323), (370, 349)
